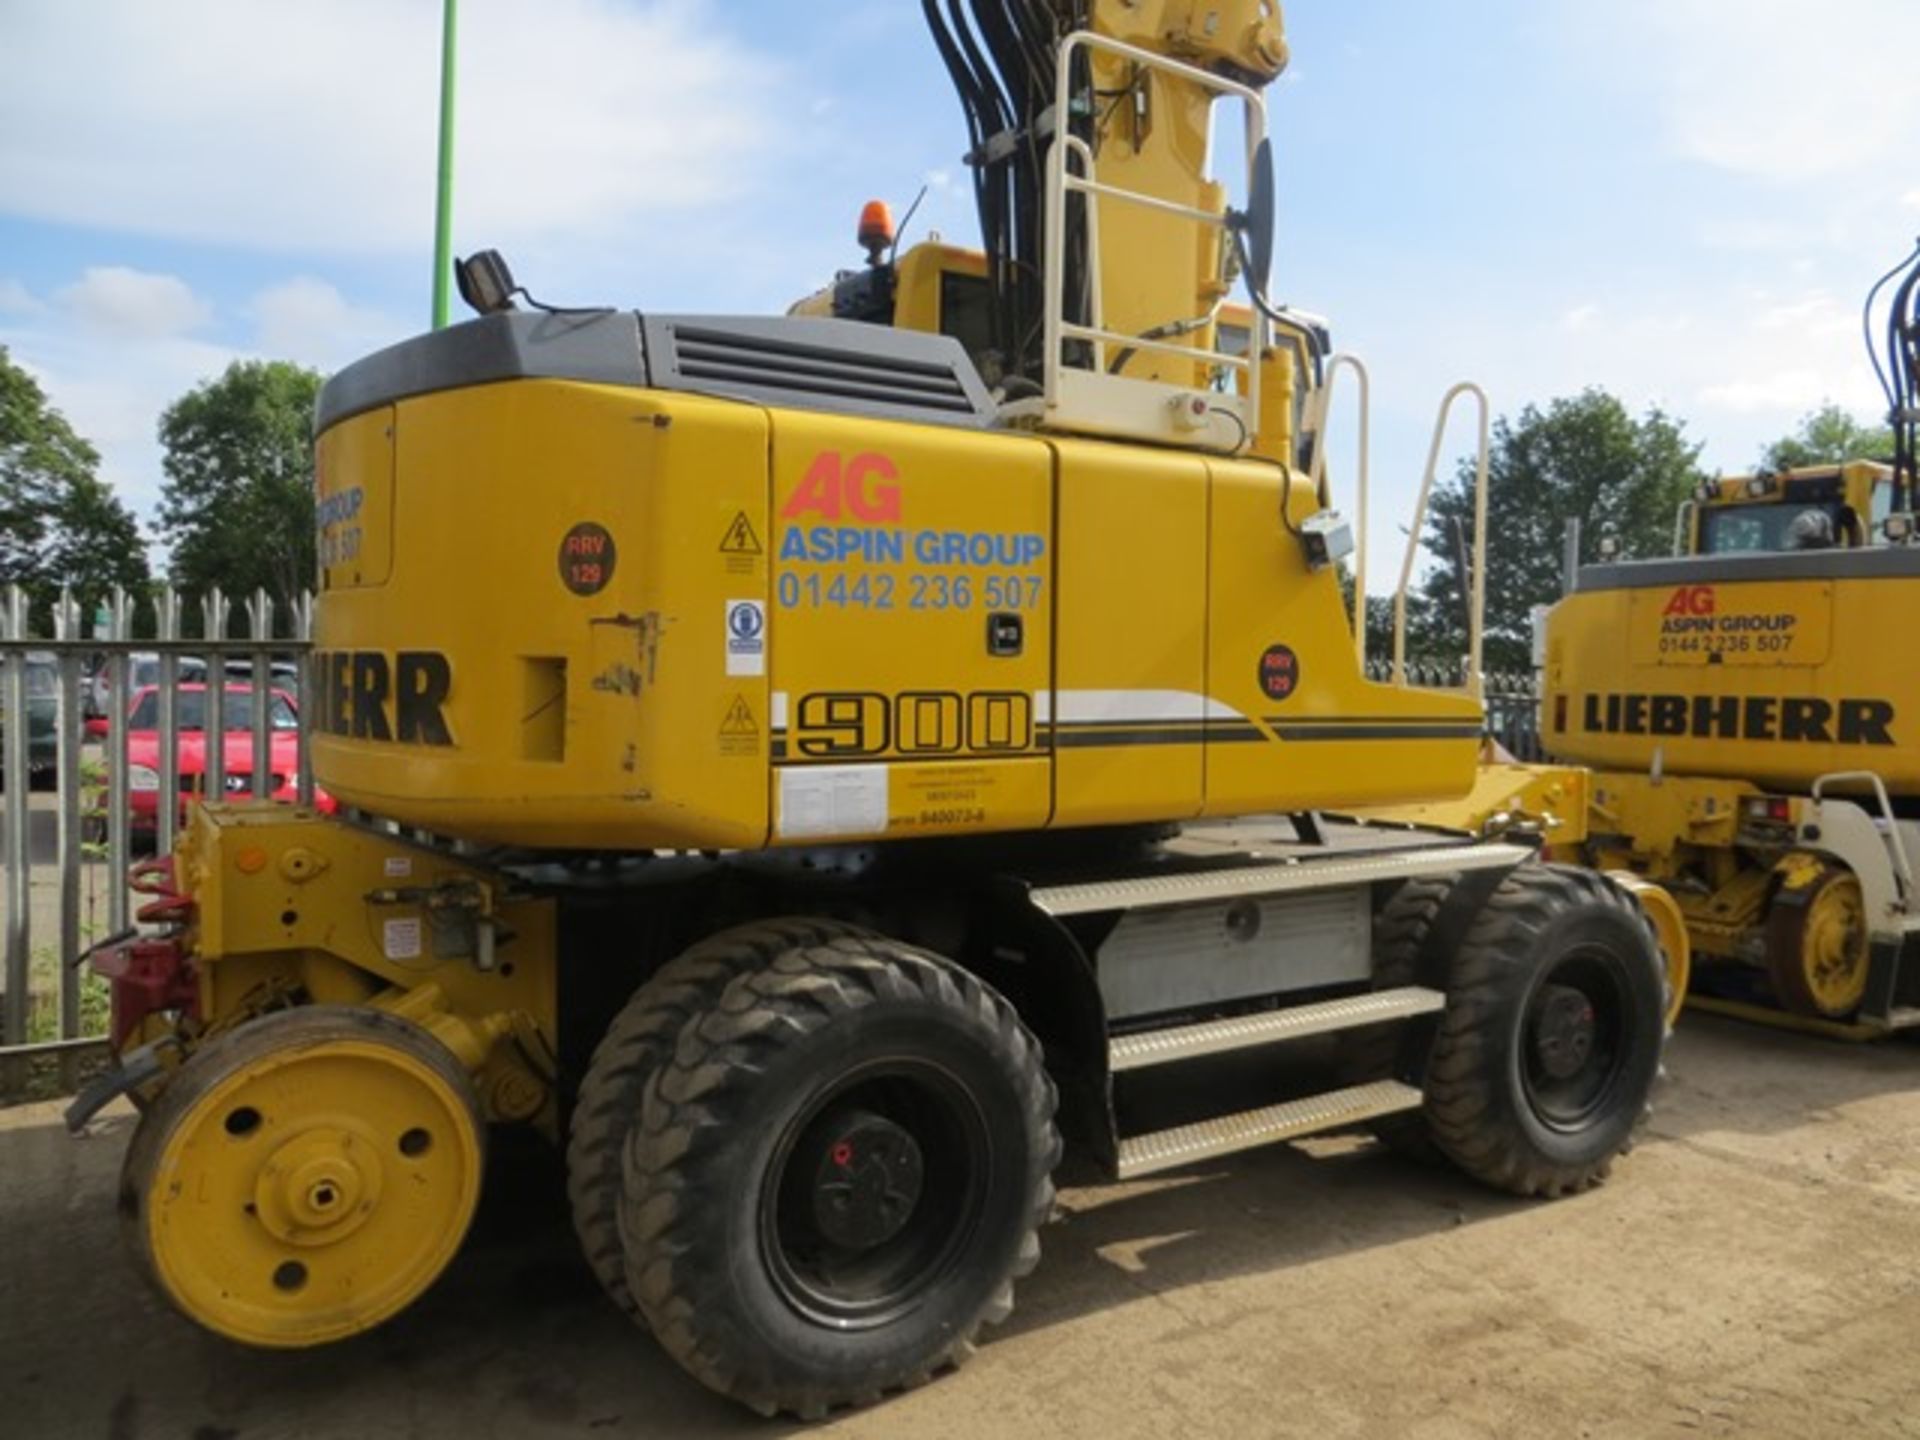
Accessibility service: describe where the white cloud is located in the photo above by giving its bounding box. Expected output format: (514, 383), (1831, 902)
(0, 0), (789, 256)
(1562, 303), (1601, 333)
(249, 278), (400, 369)
(1750, 290), (1855, 338)
(1613, 0), (1920, 182)
(2, 270), (402, 525)
(1698, 370), (1840, 415)
(1904, 189), (1920, 211)
(0, 324), (239, 521)
(56, 267), (210, 339)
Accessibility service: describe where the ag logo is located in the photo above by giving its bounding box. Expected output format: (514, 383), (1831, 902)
(1663, 585), (1715, 617)
(726, 598), (766, 677)
(781, 451), (902, 522)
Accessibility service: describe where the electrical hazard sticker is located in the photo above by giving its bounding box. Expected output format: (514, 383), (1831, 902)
(719, 511), (763, 575)
(718, 694), (760, 757)
(719, 512), (762, 554)
(725, 599), (766, 676)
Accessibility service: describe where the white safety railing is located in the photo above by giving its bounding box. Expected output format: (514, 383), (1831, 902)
(0, 584), (313, 1099)
(1393, 383), (1491, 699)
(1812, 770), (1915, 903)
(1037, 29), (1270, 452)
(1305, 353), (1372, 662)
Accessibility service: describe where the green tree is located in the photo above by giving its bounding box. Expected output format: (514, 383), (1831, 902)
(1758, 404), (1893, 471)
(0, 346), (150, 622)
(1409, 389), (1705, 671)
(157, 360), (322, 628)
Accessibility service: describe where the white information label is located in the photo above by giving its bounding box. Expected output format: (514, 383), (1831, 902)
(725, 598), (766, 677)
(383, 856), (413, 879)
(383, 916), (424, 961)
(777, 764), (889, 839)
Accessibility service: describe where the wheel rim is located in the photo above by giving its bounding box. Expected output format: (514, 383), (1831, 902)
(760, 1057), (991, 1329)
(135, 1029), (482, 1347)
(1519, 947), (1633, 1131)
(1794, 876), (1868, 1017)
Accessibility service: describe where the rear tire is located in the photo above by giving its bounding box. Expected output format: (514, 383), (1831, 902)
(565, 918), (873, 1322)
(1425, 865), (1665, 1197)
(618, 934), (1059, 1419)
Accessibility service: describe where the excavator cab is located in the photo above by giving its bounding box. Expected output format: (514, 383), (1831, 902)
(1678, 461), (1896, 555)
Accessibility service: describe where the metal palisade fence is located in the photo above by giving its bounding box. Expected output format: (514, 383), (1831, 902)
(0, 584), (313, 1098)
(1361, 659), (1544, 761)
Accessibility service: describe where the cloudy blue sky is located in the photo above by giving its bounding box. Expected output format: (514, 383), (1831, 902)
(3, 0), (1916, 578)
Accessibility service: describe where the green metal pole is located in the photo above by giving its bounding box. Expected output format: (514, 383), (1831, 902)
(430, 0), (458, 329)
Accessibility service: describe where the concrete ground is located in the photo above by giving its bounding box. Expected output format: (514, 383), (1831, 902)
(6, 1015), (1920, 1440)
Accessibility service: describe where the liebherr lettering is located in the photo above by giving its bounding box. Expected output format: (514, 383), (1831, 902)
(312, 650), (454, 746)
(1578, 692), (1894, 745)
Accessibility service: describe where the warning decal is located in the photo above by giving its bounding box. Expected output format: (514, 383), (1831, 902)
(719, 694), (760, 757)
(720, 511), (763, 575)
(720, 512), (763, 554)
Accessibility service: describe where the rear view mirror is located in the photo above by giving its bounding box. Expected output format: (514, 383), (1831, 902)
(1243, 137), (1275, 294)
(455, 250), (519, 317)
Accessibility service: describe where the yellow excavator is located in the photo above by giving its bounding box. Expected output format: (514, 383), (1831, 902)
(68, 2), (1671, 1418)
(1395, 239), (1920, 1036)
(1543, 450), (1920, 1031)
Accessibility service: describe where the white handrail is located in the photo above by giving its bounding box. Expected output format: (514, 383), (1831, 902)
(1813, 771), (1915, 901)
(1672, 499), (1696, 556)
(1393, 382), (1491, 699)
(1305, 353), (1371, 663)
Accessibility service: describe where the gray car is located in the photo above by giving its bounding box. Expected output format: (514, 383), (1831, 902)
(1, 652), (59, 788)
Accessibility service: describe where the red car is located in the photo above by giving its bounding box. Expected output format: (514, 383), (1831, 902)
(104, 684), (336, 832)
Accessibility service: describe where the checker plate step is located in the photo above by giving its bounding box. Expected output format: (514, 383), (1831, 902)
(1116, 1080), (1424, 1180)
(1109, 987), (1444, 1073)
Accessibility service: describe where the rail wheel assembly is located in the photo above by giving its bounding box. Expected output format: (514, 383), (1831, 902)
(119, 1006), (484, 1347)
(1766, 865), (1869, 1019)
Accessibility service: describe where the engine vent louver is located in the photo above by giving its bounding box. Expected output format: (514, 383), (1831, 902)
(641, 314), (994, 429)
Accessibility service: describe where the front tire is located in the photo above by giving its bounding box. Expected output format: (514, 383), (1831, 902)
(618, 934), (1059, 1419)
(1425, 864), (1666, 1197)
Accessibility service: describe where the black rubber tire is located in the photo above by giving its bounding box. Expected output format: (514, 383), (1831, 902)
(565, 917), (873, 1322)
(1425, 864), (1665, 1197)
(1339, 874), (1457, 1163)
(617, 934), (1060, 1419)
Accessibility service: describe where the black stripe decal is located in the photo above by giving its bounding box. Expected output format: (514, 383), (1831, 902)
(1270, 722), (1484, 741)
(772, 752), (1045, 768)
(1054, 724), (1266, 749)
(1268, 715), (1479, 726)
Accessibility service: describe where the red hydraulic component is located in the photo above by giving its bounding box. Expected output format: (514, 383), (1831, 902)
(93, 856), (200, 1047)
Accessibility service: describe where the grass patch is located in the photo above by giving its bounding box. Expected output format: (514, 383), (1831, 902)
(25, 945), (111, 1044)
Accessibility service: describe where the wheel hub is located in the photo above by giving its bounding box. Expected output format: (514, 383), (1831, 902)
(254, 1127), (381, 1245)
(1531, 984), (1596, 1080)
(810, 1109), (926, 1250)
(762, 1057), (991, 1329)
